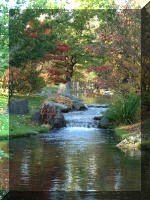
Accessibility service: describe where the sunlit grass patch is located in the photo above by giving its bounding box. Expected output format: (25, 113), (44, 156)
(0, 94), (8, 110)
(9, 114), (49, 136)
(115, 122), (141, 139)
(0, 94), (49, 139)
(0, 114), (9, 138)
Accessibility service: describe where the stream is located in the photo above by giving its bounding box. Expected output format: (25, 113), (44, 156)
(0, 96), (141, 194)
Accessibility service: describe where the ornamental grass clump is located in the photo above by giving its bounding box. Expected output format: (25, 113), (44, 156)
(104, 93), (141, 125)
(45, 95), (73, 109)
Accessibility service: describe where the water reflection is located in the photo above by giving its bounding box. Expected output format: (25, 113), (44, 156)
(3, 191), (141, 200)
(9, 126), (141, 191)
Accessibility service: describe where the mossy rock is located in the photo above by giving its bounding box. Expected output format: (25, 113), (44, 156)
(98, 117), (114, 129)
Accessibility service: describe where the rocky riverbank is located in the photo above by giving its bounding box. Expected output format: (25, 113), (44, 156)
(31, 94), (87, 129)
(93, 108), (141, 150)
(116, 134), (141, 149)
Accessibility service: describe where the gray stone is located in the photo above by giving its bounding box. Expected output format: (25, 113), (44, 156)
(53, 110), (66, 128)
(58, 94), (87, 111)
(58, 83), (70, 96)
(116, 139), (129, 148)
(8, 99), (29, 115)
(31, 105), (66, 128)
(72, 100), (87, 111)
(98, 117), (113, 129)
(116, 135), (141, 150)
(31, 111), (42, 124)
(128, 136), (141, 144)
(94, 116), (103, 120)
(43, 101), (69, 112)
(86, 104), (109, 108)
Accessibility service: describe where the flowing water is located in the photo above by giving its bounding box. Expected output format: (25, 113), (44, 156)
(0, 97), (141, 194)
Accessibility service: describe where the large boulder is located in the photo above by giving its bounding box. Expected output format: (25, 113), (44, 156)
(58, 83), (70, 96)
(72, 100), (87, 110)
(53, 109), (66, 128)
(8, 99), (29, 115)
(43, 101), (69, 112)
(97, 117), (114, 129)
(31, 104), (66, 129)
(64, 94), (87, 111)
(31, 111), (42, 124)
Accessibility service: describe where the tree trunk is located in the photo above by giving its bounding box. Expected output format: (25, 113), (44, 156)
(66, 62), (76, 82)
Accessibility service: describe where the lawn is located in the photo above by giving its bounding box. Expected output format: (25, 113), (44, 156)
(0, 94), (49, 139)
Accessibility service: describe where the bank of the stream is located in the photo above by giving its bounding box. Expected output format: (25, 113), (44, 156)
(0, 94), (50, 140)
(114, 117), (150, 151)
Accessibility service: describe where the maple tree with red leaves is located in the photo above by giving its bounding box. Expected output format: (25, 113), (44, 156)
(1, 9), (141, 96)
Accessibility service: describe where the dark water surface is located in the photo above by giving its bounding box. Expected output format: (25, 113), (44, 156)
(1, 96), (141, 193)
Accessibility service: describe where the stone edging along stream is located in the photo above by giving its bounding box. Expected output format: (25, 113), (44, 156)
(92, 106), (141, 150)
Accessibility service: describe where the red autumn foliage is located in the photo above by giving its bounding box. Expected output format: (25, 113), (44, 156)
(28, 32), (38, 38)
(1, 65), (45, 96)
(55, 40), (70, 52)
(43, 28), (52, 35)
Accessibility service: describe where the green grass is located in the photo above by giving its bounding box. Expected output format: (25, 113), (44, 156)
(115, 127), (137, 140)
(104, 93), (140, 126)
(0, 114), (9, 138)
(0, 94), (8, 110)
(42, 85), (58, 93)
(9, 114), (49, 137)
(0, 94), (49, 139)
(0, 94), (9, 138)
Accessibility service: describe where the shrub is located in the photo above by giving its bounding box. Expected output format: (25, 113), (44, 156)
(1, 65), (45, 96)
(104, 93), (141, 125)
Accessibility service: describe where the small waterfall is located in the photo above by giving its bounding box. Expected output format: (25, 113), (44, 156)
(64, 107), (107, 128)
(66, 120), (98, 128)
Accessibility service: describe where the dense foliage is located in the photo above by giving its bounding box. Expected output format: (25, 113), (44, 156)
(0, 1), (143, 97)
